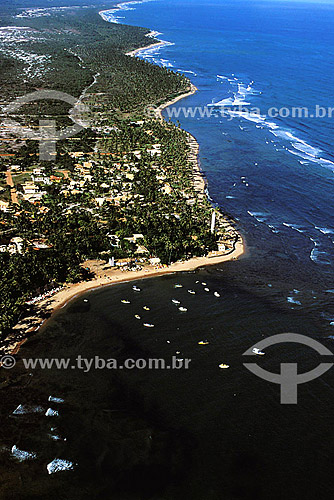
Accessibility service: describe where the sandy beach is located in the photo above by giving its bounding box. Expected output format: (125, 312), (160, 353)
(126, 40), (170, 57)
(0, 26), (244, 359)
(0, 238), (244, 356)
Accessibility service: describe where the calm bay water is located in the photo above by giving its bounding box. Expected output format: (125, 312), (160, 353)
(1, 1), (334, 499)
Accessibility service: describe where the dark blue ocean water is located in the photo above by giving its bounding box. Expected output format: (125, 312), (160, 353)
(119, 0), (334, 285)
(1, 2), (334, 499)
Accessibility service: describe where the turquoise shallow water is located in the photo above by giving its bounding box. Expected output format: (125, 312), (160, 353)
(1, 1), (334, 498)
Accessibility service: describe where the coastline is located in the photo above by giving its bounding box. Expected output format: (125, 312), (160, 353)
(0, 7), (244, 358)
(126, 40), (170, 57)
(0, 239), (244, 356)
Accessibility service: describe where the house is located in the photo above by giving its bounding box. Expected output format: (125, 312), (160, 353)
(124, 234), (144, 244)
(23, 192), (45, 202)
(135, 245), (149, 255)
(149, 257), (161, 265)
(10, 237), (24, 254)
(161, 184), (172, 195)
(31, 239), (52, 250)
(23, 182), (39, 195)
(95, 197), (106, 207)
(32, 175), (51, 185)
(0, 200), (9, 212)
(217, 242), (226, 252)
(50, 175), (62, 183)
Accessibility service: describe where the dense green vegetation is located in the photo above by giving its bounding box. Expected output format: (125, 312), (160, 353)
(0, 3), (227, 339)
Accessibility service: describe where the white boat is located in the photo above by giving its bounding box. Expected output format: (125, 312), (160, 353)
(195, 280), (199, 284)
(204, 288), (210, 292)
(132, 286), (141, 292)
(214, 292), (220, 297)
(252, 348), (265, 356)
(83, 298), (89, 303)
(188, 290), (196, 295)
(121, 300), (130, 304)
(135, 315), (141, 320)
(179, 307), (187, 312)
(143, 306), (150, 311)
(219, 363), (230, 369)
(143, 323), (154, 328)
(174, 284), (183, 288)
(172, 299), (180, 305)
(202, 282), (207, 286)
(198, 341), (209, 345)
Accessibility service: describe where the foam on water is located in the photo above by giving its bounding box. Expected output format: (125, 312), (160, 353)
(282, 222), (305, 233)
(99, 0), (151, 24)
(247, 211), (269, 223)
(45, 408), (59, 417)
(315, 226), (334, 235)
(134, 41), (175, 67)
(209, 75), (258, 107)
(287, 296), (302, 305)
(47, 458), (76, 474)
(177, 69), (197, 76)
(11, 445), (37, 462)
(12, 404), (44, 415)
(48, 396), (64, 403)
(213, 75), (334, 172)
(309, 238), (331, 265)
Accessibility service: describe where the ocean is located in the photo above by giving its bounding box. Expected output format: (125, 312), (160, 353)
(1, 1), (334, 498)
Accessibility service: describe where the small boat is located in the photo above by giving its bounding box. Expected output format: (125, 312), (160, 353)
(219, 363), (230, 369)
(198, 341), (209, 345)
(179, 307), (187, 312)
(121, 300), (130, 304)
(83, 298), (89, 303)
(135, 315), (141, 320)
(252, 348), (265, 356)
(176, 351), (181, 354)
(188, 290), (196, 295)
(174, 284), (183, 288)
(202, 282), (207, 286)
(204, 288), (210, 292)
(195, 280), (199, 284)
(143, 323), (154, 328)
(143, 306), (150, 311)
(214, 292), (220, 297)
(132, 286), (141, 292)
(172, 299), (180, 305)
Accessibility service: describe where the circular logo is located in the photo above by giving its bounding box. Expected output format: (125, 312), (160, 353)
(0, 355), (16, 369)
(144, 105), (157, 119)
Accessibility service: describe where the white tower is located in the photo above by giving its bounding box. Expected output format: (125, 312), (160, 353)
(210, 211), (216, 233)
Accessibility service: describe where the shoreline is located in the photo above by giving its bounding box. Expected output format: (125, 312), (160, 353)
(0, 239), (244, 356)
(0, 6), (245, 358)
(125, 40), (170, 57)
